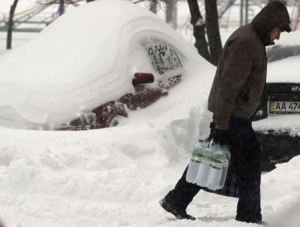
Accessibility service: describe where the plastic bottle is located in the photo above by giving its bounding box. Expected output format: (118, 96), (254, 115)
(186, 141), (204, 183)
(195, 140), (214, 186)
(206, 144), (226, 190)
(219, 145), (230, 188)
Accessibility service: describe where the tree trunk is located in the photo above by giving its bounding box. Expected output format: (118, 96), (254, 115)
(150, 0), (158, 14)
(205, 0), (222, 66)
(187, 0), (222, 66)
(187, 0), (210, 62)
(58, 0), (65, 16)
(165, 0), (177, 29)
(6, 0), (19, 50)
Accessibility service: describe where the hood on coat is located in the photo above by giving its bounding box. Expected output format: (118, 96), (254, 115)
(252, 1), (291, 46)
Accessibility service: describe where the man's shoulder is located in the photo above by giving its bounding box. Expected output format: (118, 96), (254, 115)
(227, 25), (263, 48)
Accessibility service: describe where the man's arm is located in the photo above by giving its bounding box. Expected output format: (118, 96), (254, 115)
(213, 39), (255, 130)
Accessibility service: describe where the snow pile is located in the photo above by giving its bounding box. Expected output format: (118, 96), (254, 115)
(262, 156), (300, 202)
(1, 111), (300, 226)
(261, 156), (300, 227)
(0, 103), (209, 227)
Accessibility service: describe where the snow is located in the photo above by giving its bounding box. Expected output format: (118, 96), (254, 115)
(266, 31), (300, 83)
(253, 115), (300, 136)
(0, 0), (299, 227)
(267, 55), (300, 82)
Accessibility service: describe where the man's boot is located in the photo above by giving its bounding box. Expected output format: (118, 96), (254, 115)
(159, 198), (196, 220)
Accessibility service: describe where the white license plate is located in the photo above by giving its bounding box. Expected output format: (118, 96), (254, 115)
(269, 101), (300, 114)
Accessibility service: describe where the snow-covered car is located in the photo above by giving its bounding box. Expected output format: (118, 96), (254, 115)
(0, 0), (209, 131)
(252, 39), (300, 170)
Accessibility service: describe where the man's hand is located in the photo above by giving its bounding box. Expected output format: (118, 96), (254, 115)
(208, 122), (229, 145)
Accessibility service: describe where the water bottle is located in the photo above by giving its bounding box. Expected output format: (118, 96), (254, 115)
(186, 141), (204, 183)
(206, 144), (226, 190)
(219, 145), (230, 188)
(195, 140), (214, 186)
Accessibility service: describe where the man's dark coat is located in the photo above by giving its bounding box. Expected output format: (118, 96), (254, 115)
(208, 1), (291, 130)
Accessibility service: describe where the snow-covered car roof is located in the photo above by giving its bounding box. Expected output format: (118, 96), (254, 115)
(0, 0), (211, 129)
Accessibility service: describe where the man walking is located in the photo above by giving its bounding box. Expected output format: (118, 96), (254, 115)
(160, 0), (291, 224)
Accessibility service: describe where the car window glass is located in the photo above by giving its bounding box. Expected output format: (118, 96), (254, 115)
(141, 37), (184, 75)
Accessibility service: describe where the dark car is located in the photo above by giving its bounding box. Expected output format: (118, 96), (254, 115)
(252, 44), (300, 170)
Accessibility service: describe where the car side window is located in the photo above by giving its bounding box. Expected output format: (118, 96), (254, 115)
(141, 38), (183, 75)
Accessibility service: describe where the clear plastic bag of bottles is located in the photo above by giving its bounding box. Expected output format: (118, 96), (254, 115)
(186, 139), (231, 190)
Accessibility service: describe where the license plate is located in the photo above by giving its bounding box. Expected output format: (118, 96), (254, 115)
(269, 101), (300, 114)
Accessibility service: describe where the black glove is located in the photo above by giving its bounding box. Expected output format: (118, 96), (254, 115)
(208, 122), (229, 146)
